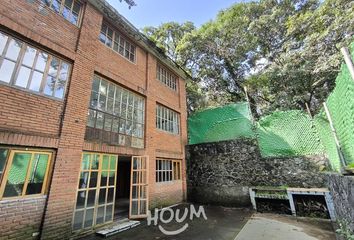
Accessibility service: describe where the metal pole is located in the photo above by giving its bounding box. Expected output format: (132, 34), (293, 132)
(340, 47), (354, 82)
(323, 102), (346, 170)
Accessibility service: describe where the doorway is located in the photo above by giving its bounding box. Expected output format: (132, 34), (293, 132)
(114, 156), (131, 220)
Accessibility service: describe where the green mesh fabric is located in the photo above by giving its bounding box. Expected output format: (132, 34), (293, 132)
(325, 63), (354, 166)
(314, 110), (341, 171)
(256, 110), (323, 157)
(188, 102), (255, 145)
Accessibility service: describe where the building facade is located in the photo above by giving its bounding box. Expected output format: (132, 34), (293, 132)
(0, 0), (188, 239)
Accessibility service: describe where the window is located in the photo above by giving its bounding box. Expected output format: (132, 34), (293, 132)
(157, 64), (177, 91)
(41, 0), (82, 26)
(156, 104), (180, 134)
(99, 23), (136, 62)
(0, 31), (71, 99)
(0, 148), (52, 200)
(73, 153), (117, 230)
(86, 75), (145, 148)
(156, 159), (181, 183)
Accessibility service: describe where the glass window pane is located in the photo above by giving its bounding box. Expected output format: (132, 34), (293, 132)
(107, 187), (114, 203)
(59, 62), (69, 81)
(71, 11), (79, 25)
(98, 188), (106, 205)
(91, 155), (99, 170)
(86, 189), (96, 207)
(76, 190), (86, 209)
(15, 66), (31, 88)
(89, 172), (98, 188)
(26, 154), (49, 195)
(84, 208), (94, 228)
(29, 71), (43, 92)
(73, 1), (81, 13)
(102, 155), (109, 170)
(87, 109), (96, 128)
(48, 58), (59, 77)
(51, 0), (61, 13)
(35, 52), (48, 71)
(108, 172), (115, 186)
(0, 33), (8, 54)
(109, 156), (116, 170)
(3, 152), (32, 197)
(22, 46), (37, 67)
(81, 154), (91, 170)
(0, 148), (8, 180)
(96, 112), (104, 129)
(96, 206), (105, 225)
(92, 77), (100, 93)
(0, 59), (16, 83)
(105, 204), (113, 222)
(43, 75), (56, 96)
(79, 172), (89, 189)
(5, 39), (22, 61)
(54, 78), (66, 98)
(101, 171), (108, 187)
(73, 210), (84, 230)
(90, 92), (98, 108)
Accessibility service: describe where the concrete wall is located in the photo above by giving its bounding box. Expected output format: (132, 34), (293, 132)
(327, 174), (354, 232)
(187, 139), (328, 207)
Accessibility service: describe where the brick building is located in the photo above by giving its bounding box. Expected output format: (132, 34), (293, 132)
(0, 0), (188, 239)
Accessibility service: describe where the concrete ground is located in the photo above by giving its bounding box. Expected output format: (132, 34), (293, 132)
(235, 213), (336, 240)
(86, 204), (336, 240)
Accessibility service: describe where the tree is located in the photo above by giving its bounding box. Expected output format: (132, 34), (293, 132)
(142, 0), (353, 115)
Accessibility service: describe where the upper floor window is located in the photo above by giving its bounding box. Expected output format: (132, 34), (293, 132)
(0, 31), (71, 100)
(157, 64), (177, 91)
(86, 75), (145, 148)
(99, 23), (136, 63)
(41, 0), (82, 26)
(0, 148), (52, 200)
(156, 104), (180, 135)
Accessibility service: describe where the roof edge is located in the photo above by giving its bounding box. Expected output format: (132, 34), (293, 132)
(87, 0), (192, 81)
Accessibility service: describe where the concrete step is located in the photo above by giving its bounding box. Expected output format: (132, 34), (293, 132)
(96, 219), (140, 238)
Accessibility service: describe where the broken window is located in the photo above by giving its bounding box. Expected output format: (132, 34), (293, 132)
(85, 75), (145, 148)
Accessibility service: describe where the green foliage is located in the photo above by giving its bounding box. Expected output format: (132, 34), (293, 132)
(177, 0), (354, 114)
(336, 220), (354, 240)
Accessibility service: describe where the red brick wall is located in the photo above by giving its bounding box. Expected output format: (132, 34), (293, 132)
(0, 84), (64, 138)
(0, 197), (47, 240)
(0, 0), (188, 239)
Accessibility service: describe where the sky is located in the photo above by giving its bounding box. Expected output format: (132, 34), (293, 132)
(106, 0), (247, 29)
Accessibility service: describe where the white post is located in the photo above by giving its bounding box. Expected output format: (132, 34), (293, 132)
(341, 47), (354, 82)
(323, 102), (346, 170)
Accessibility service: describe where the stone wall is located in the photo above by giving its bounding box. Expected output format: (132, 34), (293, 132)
(186, 139), (328, 206)
(327, 174), (354, 232)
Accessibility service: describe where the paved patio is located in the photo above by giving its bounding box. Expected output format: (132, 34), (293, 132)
(85, 204), (336, 240)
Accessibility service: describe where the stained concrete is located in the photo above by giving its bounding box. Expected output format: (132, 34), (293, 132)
(235, 213), (336, 240)
(85, 204), (336, 240)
